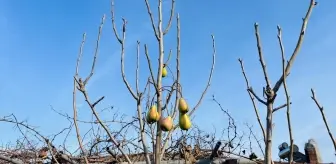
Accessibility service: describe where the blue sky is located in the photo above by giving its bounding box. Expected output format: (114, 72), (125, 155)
(1, 0), (336, 162)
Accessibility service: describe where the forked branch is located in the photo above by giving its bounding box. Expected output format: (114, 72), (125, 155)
(111, 6), (138, 100)
(74, 14), (133, 164)
(273, 0), (317, 93)
(240, 1), (317, 164)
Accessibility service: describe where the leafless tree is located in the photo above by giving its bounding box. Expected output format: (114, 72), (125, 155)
(238, 1), (317, 163)
(110, 0), (215, 163)
(4, 0), (336, 164)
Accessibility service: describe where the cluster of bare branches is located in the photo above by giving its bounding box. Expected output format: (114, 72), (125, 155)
(3, 0), (216, 163)
(237, 0), (335, 163)
(2, 0), (336, 164)
(108, 0), (217, 163)
(0, 102), (265, 164)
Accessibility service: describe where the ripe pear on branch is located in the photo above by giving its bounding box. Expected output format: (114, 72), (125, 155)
(146, 105), (160, 124)
(179, 113), (192, 130)
(159, 116), (173, 131)
(178, 98), (189, 114)
(162, 65), (168, 78)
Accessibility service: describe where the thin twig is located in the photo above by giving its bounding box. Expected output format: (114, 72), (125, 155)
(163, 0), (175, 35)
(238, 59), (266, 142)
(111, 0), (122, 43)
(144, 0), (159, 40)
(245, 123), (265, 157)
(136, 41), (140, 94)
(272, 103), (291, 113)
(311, 89), (336, 154)
(144, 44), (158, 90)
(247, 88), (267, 105)
(189, 34), (216, 116)
(83, 15), (104, 85)
(136, 41), (151, 164)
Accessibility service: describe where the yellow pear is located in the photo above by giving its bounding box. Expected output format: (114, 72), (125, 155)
(178, 98), (189, 114)
(159, 116), (173, 131)
(179, 113), (192, 130)
(146, 105), (160, 124)
(162, 66), (167, 78)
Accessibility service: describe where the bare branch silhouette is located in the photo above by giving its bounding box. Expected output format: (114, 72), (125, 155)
(238, 1), (316, 163)
(277, 25), (294, 163)
(311, 89), (336, 155)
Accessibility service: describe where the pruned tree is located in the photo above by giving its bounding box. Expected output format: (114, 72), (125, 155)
(1, 0), (218, 162)
(4, 0), (336, 164)
(109, 0), (216, 163)
(238, 0), (317, 164)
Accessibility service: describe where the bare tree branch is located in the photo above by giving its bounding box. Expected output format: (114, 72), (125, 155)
(144, 0), (159, 40)
(74, 13), (133, 164)
(111, 9), (138, 100)
(311, 89), (336, 155)
(245, 123), (264, 157)
(163, 0), (175, 35)
(189, 35), (216, 116)
(272, 103), (291, 113)
(136, 41), (151, 164)
(254, 23), (272, 90)
(277, 25), (294, 163)
(238, 58), (266, 142)
(247, 88), (267, 105)
(144, 44), (158, 91)
(273, 0), (317, 93)
(72, 31), (89, 164)
(111, 0), (122, 43)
